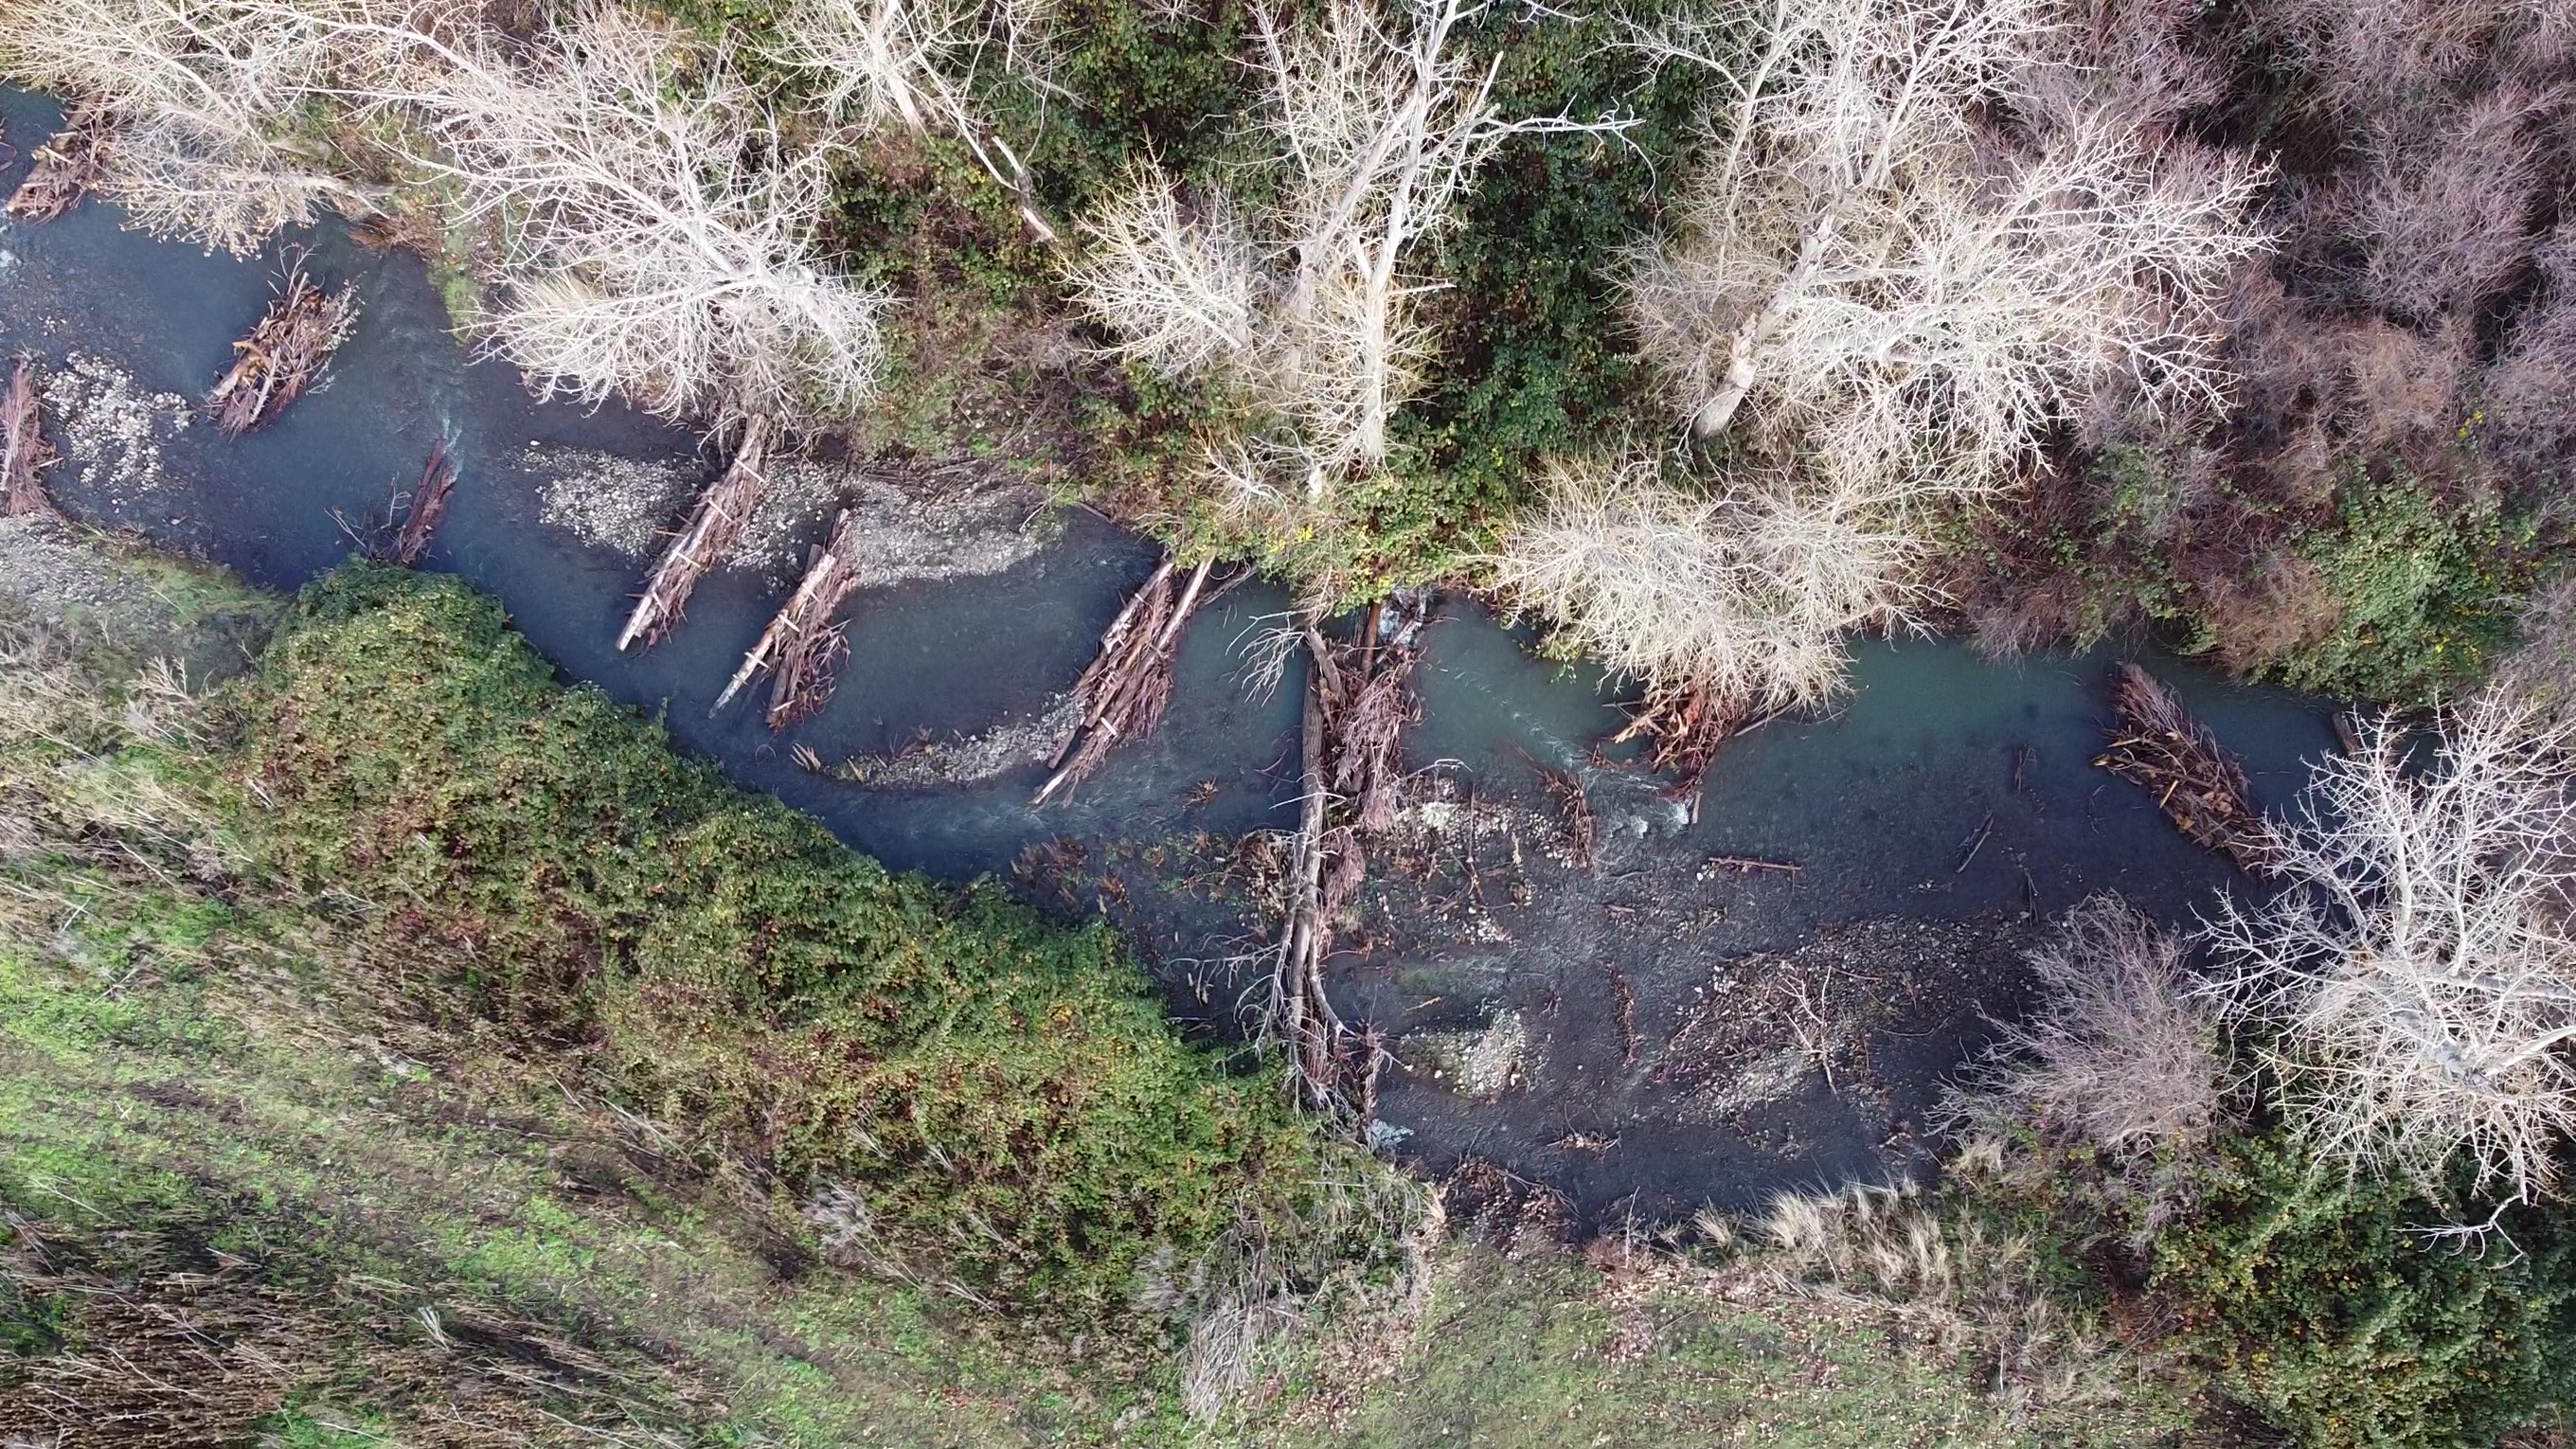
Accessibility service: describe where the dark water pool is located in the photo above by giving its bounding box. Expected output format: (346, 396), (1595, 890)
(0, 88), (2341, 1223)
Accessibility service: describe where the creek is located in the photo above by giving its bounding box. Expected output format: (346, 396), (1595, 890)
(0, 88), (2342, 1226)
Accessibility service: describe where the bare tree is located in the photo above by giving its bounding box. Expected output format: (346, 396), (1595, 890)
(1943, 897), (2227, 1156)
(770, 0), (1060, 235)
(0, 0), (390, 255)
(1070, 0), (1624, 498)
(2201, 691), (2576, 1206)
(1491, 455), (1927, 717)
(1626, 0), (2265, 499)
(387, 5), (889, 432)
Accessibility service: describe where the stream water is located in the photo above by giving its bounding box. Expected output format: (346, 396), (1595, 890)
(0, 88), (2344, 1226)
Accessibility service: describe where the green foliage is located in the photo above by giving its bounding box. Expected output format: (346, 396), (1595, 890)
(2152, 1134), (2576, 1449)
(2271, 475), (2540, 707)
(233, 564), (1353, 1325)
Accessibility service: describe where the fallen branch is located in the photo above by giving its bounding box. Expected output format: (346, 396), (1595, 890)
(2096, 661), (2273, 871)
(206, 253), (357, 437)
(1703, 852), (1799, 875)
(717, 507), (864, 729)
(387, 440), (456, 567)
(1032, 555), (1218, 804)
(617, 415), (774, 651)
(2, 357), (60, 519)
(5, 102), (112, 224)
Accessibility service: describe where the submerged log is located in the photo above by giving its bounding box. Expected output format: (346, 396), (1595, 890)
(5, 103), (111, 224)
(2096, 662), (2274, 871)
(1031, 555), (1218, 805)
(388, 441), (456, 567)
(717, 507), (864, 730)
(617, 416), (774, 651)
(206, 254), (358, 437)
(2, 358), (59, 519)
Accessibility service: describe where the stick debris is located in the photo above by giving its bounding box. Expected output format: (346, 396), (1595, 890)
(388, 440), (456, 567)
(717, 506), (864, 729)
(1033, 555), (1217, 804)
(206, 254), (357, 437)
(2096, 661), (2273, 871)
(4, 101), (112, 224)
(2, 358), (61, 520)
(617, 415), (774, 650)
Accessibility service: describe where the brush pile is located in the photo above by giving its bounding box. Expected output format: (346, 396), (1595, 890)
(1033, 555), (1217, 804)
(617, 416), (773, 650)
(717, 506), (863, 728)
(206, 256), (357, 437)
(1, 358), (58, 519)
(2097, 662), (2273, 871)
(4, 102), (111, 223)
(1613, 677), (1748, 798)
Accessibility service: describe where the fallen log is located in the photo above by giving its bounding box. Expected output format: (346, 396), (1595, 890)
(617, 415), (774, 651)
(1031, 555), (1218, 804)
(2096, 661), (2274, 871)
(5, 102), (111, 224)
(716, 507), (864, 729)
(206, 253), (358, 437)
(2, 358), (59, 519)
(387, 440), (456, 567)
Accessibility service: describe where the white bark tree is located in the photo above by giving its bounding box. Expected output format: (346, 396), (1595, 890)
(0, 0), (393, 255)
(386, 5), (889, 432)
(1627, 0), (2266, 500)
(1070, 0), (1623, 499)
(2201, 691), (2576, 1206)
(1491, 454), (1927, 714)
(770, 0), (1061, 237)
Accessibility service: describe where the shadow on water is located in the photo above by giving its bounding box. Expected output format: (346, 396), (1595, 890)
(0, 87), (2342, 1225)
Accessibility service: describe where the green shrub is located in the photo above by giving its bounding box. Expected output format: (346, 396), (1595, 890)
(2152, 1133), (2576, 1449)
(231, 564), (1354, 1325)
(2272, 475), (2539, 707)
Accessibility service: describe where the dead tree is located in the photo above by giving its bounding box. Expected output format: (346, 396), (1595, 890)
(1270, 593), (1426, 1115)
(716, 507), (864, 729)
(1070, 0), (1630, 499)
(2, 358), (60, 519)
(2202, 691), (2576, 1208)
(2096, 662), (2273, 871)
(617, 415), (774, 650)
(387, 439), (456, 566)
(1032, 555), (1217, 804)
(206, 254), (358, 436)
(5, 101), (113, 223)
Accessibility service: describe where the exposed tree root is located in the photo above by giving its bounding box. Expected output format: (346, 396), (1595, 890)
(617, 415), (774, 651)
(387, 439), (456, 567)
(717, 506), (863, 729)
(2, 357), (60, 519)
(206, 253), (358, 437)
(1033, 555), (1217, 805)
(2096, 661), (2273, 871)
(1271, 593), (1429, 1118)
(5, 101), (112, 224)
